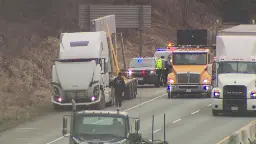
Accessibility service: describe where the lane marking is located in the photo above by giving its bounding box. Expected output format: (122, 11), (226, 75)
(190, 110), (199, 115)
(153, 129), (161, 133)
(19, 128), (36, 130)
(46, 93), (167, 144)
(46, 136), (65, 144)
(216, 136), (230, 144)
(207, 104), (211, 106)
(172, 118), (181, 123)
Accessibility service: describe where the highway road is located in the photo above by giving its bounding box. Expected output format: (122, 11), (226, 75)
(0, 86), (255, 144)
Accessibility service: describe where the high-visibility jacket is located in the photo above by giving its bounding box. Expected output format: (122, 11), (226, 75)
(157, 58), (166, 69)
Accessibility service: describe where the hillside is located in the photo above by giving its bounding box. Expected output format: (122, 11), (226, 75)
(0, 0), (218, 132)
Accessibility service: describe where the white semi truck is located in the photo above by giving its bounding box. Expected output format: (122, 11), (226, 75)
(51, 31), (137, 110)
(212, 24), (256, 116)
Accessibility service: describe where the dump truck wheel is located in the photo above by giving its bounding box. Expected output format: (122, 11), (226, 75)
(96, 90), (106, 110)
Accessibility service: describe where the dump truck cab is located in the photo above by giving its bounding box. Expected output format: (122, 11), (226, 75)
(167, 47), (213, 98)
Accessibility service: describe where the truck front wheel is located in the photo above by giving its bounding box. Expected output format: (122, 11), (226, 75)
(96, 90), (106, 110)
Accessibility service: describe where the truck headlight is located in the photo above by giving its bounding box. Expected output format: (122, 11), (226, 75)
(251, 92), (256, 99)
(53, 87), (60, 96)
(213, 91), (220, 98)
(127, 70), (132, 75)
(93, 86), (100, 96)
(203, 79), (208, 83)
(168, 78), (174, 84)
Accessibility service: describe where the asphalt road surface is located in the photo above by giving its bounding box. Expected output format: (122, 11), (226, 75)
(0, 85), (255, 144)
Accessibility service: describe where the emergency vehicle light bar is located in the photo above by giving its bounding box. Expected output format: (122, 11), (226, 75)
(156, 48), (168, 51)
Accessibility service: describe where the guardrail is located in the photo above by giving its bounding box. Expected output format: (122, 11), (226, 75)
(217, 120), (256, 144)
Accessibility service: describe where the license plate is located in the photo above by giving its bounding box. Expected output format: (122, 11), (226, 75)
(186, 89), (191, 92)
(231, 106), (238, 110)
(138, 77), (143, 80)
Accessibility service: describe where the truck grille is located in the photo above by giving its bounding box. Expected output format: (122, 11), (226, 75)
(223, 85), (247, 99)
(177, 73), (200, 84)
(223, 85), (247, 111)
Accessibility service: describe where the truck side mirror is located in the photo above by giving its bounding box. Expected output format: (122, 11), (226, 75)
(62, 116), (69, 136)
(135, 119), (140, 132)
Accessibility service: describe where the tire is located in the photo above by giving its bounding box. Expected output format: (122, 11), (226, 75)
(154, 79), (161, 87)
(96, 90), (106, 110)
(212, 110), (220, 116)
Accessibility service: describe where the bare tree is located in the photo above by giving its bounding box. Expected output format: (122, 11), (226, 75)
(179, 0), (190, 27)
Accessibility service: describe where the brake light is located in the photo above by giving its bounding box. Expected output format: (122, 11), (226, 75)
(142, 70), (146, 76)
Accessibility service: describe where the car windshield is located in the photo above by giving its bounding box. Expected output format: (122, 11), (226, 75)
(217, 61), (256, 74)
(129, 58), (156, 68)
(173, 53), (207, 65)
(74, 115), (127, 138)
(154, 51), (172, 60)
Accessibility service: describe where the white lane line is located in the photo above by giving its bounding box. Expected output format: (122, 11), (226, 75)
(207, 104), (211, 106)
(19, 128), (36, 130)
(172, 118), (181, 123)
(46, 136), (65, 144)
(153, 129), (161, 133)
(191, 110), (200, 115)
(46, 93), (167, 144)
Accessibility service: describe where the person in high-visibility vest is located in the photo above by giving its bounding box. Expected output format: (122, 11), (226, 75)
(156, 56), (166, 86)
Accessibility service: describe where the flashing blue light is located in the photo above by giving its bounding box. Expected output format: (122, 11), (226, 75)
(251, 92), (256, 98)
(167, 85), (171, 90)
(156, 48), (167, 51)
(138, 59), (143, 63)
(203, 86), (208, 90)
(214, 92), (219, 97)
(70, 41), (89, 47)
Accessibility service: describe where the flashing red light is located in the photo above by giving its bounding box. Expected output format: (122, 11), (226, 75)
(167, 47), (177, 52)
(142, 70), (146, 76)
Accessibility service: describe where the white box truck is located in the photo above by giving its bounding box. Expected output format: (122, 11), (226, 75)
(212, 24), (256, 116)
(51, 31), (137, 110)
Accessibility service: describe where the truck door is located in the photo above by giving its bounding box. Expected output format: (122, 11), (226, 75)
(100, 58), (110, 101)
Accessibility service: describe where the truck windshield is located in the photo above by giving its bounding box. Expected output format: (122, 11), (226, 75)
(173, 53), (207, 65)
(129, 58), (156, 68)
(74, 115), (127, 138)
(217, 61), (256, 74)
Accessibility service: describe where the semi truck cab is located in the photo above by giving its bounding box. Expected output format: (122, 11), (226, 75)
(211, 24), (256, 116)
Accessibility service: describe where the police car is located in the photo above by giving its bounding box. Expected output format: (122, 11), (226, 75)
(127, 57), (160, 87)
(154, 48), (176, 62)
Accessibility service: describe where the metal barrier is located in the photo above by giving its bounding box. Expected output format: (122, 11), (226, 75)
(217, 120), (256, 144)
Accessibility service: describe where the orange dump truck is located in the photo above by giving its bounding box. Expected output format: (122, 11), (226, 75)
(167, 47), (213, 98)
